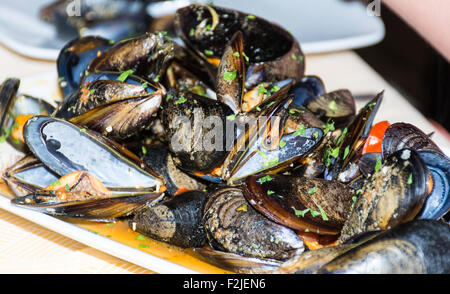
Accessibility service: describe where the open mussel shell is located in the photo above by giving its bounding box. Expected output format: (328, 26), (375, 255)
(289, 76), (326, 108)
(130, 190), (208, 248)
(228, 127), (323, 184)
(175, 4), (304, 84)
(215, 31), (245, 114)
(3, 156), (59, 197)
(317, 219), (450, 274)
(382, 122), (443, 160)
(12, 192), (164, 222)
(339, 148), (429, 243)
(243, 175), (354, 235)
(326, 91), (383, 181)
(57, 36), (113, 97)
(186, 247), (283, 274)
(54, 78), (164, 140)
(160, 91), (234, 173)
(0, 78), (20, 132)
(54, 77), (163, 120)
(417, 150), (450, 219)
(143, 145), (206, 196)
(23, 116), (164, 192)
(203, 187), (304, 260)
(84, 32), (174, 83)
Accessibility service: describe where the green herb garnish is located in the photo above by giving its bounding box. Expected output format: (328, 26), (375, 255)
(204, 49), (214, 56)
(136, 235), (146, 241)
(292, 206), (310, 218)
(223, 70), (237, 82)
(117, 69), (134, 82)
(374, 156), (382, 173)
(175, 97), (187, 104)
(226, 113), (237, 121)
(294, 124), (306, 136)
(308, 186), (317, 194)
(407, 173), (413, 184)
(257, 175), (273, 184)
(317, 205), (328, 221)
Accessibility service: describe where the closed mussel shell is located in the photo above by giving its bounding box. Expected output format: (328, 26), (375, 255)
(243, 175), (354, 235)
(130, 190), (209, 248)
(160, 91), (233, 173)
(203, 187), (304, 260)
(317, 219), (450, 274)
(339, 148), (429, 243)
(382, 122), (443, 160)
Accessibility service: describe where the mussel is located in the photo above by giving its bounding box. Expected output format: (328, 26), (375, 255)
(130, 190), (209, 248)
(243, 174), (355, 235)
(175, 4), (305, 85)
(317, 219), (450, 274)
(203, 187), (304, 260)
(339, 148), (429, 243)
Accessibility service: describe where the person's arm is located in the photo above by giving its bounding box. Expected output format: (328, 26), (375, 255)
(383, 0), (450, 61)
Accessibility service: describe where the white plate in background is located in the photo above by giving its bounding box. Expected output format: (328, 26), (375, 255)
(0, 0), (384, 60)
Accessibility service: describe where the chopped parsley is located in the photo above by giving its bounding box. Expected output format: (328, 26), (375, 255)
(328, 100), (338, 113)
(189, 28), (195, 37)
(247, 14), (256, 19)
(142, 146), (147, 155)
(175, 97), (187, 104)
(226, 113), (237, 121)
(292, 206), (310, 218)
(136, 234), (147, 241)
(267, 190), (275, 195)
(233, 52), (240, 57)
(308, 186), (317, 194)
(279, 140), (286, 149)
(257, 175), (273, 184)
(374, 156), (382, 173)
(117, 69), (134, 82)
(204, 49), (214, 56)
(294, 124), (306, 136)
(223, 70), (237, 82)
(407, 173), (413, 184)
(343, 145), (350, 160)
(317, 205), (328, 221)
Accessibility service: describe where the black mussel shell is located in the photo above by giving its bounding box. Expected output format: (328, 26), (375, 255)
(289, 76), (326, 108)
(317, 219), (450, 274)
(143, 145), (206, 196)
(339, 148), (429, 243)
(275, 244), (354, 274)
(12, 192), (164, 222)
(84, 32), (174, 83)
(382, 122), (443, 160)
(3, 156), (59, 197)
(243, 175), (354, 235)
(23, 116), (164, 192)
(0, 78), (20, 133)
(357, 152), (382, 178)
(160, 91), (234, 173)
(216, 31), (245, 114)
(203, 187), (304, 260)
(326, 91), (383, 180)
(57, 36), (113, 97)
(175, 4), (304, 84)
(186, 247), (282, 274)
(417, 150), (450, 219)
(306, 89), (356, 122)
(130, 190), (208, 248)
(54, 77), (161, 120)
